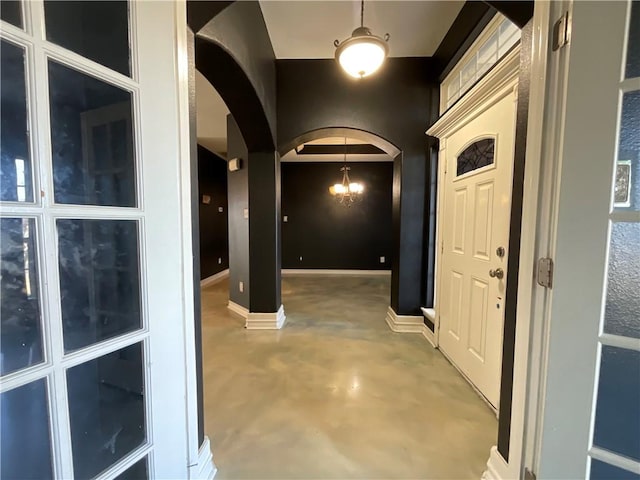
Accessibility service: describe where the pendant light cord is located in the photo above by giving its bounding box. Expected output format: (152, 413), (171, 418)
(360, 0), (364, 27)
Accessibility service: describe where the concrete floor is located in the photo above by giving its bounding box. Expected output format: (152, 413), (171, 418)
(201, 274), (497, 479)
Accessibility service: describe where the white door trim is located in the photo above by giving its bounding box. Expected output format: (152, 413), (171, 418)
(481, 3), (555, 478)
(427, 4), (557, 475)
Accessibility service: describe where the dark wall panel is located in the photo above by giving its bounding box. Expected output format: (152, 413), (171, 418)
(197, 1), (276, 151)
(281, 162), (393, 270)
(198, 145), (228, 280)
(248, 151), (282, 312)
(226, 115), (250, 308)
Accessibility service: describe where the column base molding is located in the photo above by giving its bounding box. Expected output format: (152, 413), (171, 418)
(196, 436), (217, 479)
(481, 446), (509, 480)
(245, 304), (286, 330)
(385, 306), (436, 348)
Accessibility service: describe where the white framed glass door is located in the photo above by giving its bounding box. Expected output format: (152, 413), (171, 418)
(535, 1), (640, 478)
(1, 1), (196, 478)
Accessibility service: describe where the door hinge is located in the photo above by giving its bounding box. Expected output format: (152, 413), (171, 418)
(552, 11), (570, 51)
(524, 468), (536, 480)
(537, 257), (554, 288)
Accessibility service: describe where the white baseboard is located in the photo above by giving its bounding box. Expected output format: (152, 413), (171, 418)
(481, 446), (509, 480)
(196, 436), (217, 479)
(385, 306), (437, 348)
(201, 269), (229, 287)
(227, 300), (249, 319)
(282, 269), (391, 276)
(246, 304), (286, 330)
(421, 324), (437, 347)
(385, 306), (424, 333)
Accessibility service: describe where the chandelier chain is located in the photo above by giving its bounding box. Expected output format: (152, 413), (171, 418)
(360, 0), (364, 27)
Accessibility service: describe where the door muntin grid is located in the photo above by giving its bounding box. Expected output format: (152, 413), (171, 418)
(1, 1), (151, 478)
(589, 1), (640, 476)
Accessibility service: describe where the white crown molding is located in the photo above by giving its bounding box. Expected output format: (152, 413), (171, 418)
(227, 301), (249, 320)
(195, 436), (217, 480)
(200, 269), (229, 287)
(427, 46), (520, 140)
(282, 269), (391, 276)
(246, 304), (286, 330)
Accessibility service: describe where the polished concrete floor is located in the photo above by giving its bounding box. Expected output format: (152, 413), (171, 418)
(201, 275), (497, 479)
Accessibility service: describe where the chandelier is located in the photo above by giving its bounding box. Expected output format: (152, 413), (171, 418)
(328, 139), (364, 206)
(334, 0), (390, 79)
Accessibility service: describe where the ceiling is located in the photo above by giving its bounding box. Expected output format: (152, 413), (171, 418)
(196, 1), (466, 158)
(259, 1), (465, 59)
(195, 69), (230, 157)
(281, 137), (393, 162)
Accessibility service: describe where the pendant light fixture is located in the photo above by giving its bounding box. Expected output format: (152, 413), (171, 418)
(329, 138), (364, 206)
(334, 0), (390, 79)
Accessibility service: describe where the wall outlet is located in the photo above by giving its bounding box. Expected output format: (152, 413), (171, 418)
(239, 281), (244, 293)
(243, 208), (249, 219)
(299, 256), (303, 262)
(218, 257), (222, 265)
(380, 256), (385, 263)
(283, 215), (288, 222)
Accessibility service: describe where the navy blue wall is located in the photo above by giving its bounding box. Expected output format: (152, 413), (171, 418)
(198, 145), (229, 280)
(281, 162), (393, 270)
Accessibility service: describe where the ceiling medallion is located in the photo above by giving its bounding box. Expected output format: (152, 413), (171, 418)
(334, 0), (390, 79)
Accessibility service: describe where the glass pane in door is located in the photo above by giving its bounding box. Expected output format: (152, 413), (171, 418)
(48, 60), (136, 207)
(625, 0), (640, 79)
(0, 379), (53, 479)
(591, 459), (640, 480)
(115, 457), (149, 480)
(616, 91), (640, 211)
(1, 218), (43, 376)
(0, 0), (22, 29)
(592, 346), (640, 461)
(57, 219), (141, 352)
(44, 0), (130, 76)
(603, 222), (640, 338)
(1, 39), (33, 203)
(67, 342), (146, 479)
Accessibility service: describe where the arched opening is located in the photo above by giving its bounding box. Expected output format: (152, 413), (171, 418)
(279, 129), (397, 329)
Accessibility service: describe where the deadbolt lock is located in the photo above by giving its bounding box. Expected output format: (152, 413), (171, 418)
(496, 246), (505, 258)
(489, 268), (504, 279)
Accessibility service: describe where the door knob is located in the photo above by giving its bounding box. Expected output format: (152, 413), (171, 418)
(489, 268), (504, 279)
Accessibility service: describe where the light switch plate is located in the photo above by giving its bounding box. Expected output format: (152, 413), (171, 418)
(283, 215), (288, 222)
(218, 206), (224, 213)
(379, 256), (385, 263)
(239, 281), (244, 293)
(243, 208), (249, 219)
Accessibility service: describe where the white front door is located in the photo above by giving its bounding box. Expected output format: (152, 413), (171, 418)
(437, 83), (517, 409)
(0, 2), (198, 478)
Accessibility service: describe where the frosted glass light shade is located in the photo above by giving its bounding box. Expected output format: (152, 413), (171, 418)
(335, 27), (389, 78)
